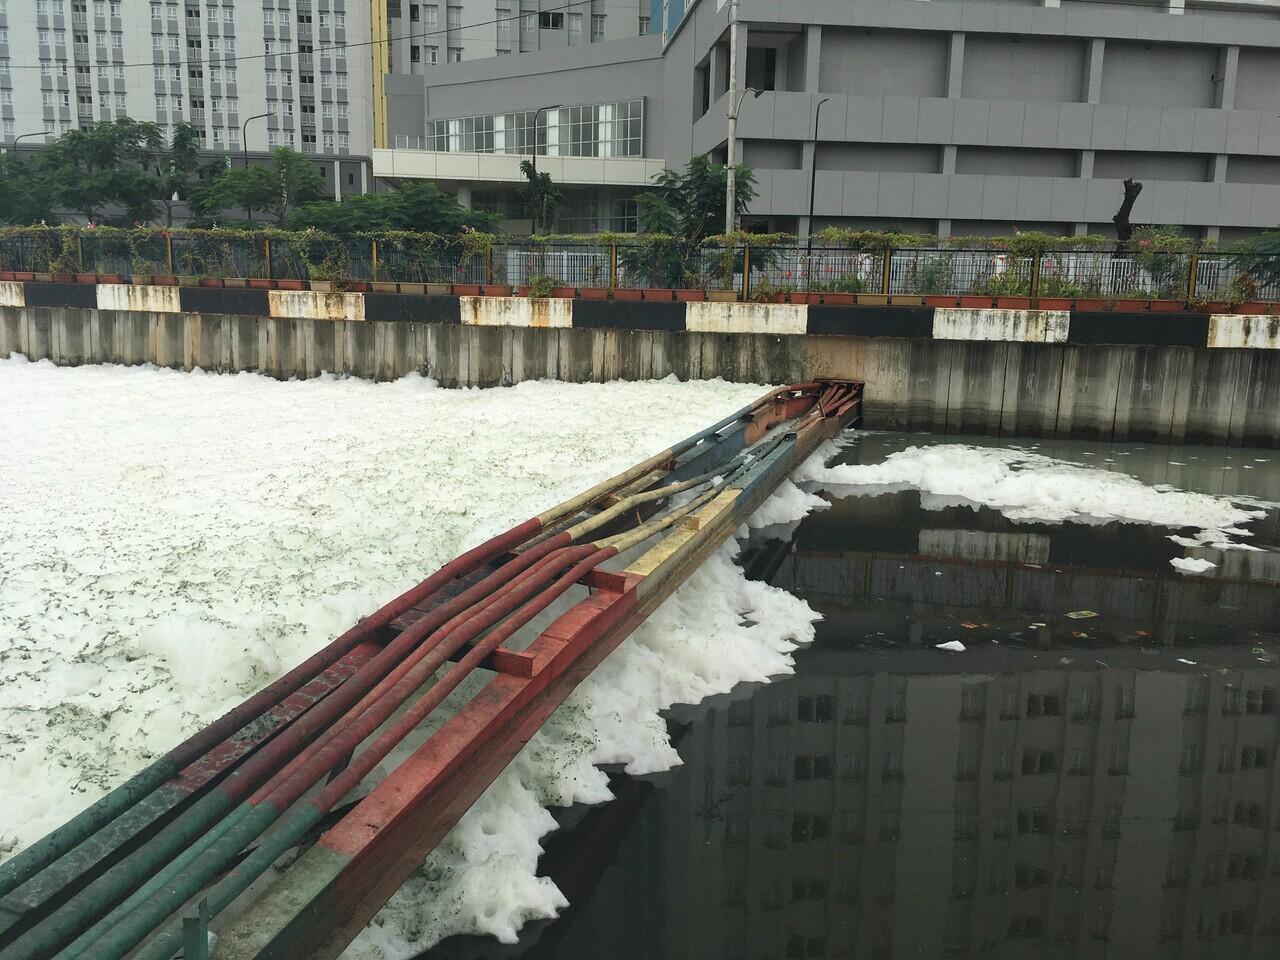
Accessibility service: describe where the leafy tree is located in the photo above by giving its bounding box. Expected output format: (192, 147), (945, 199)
(625, 156), (757, 287)
(201, 148), (327, 223)
(519, 159), (560, 234)
(0, 152), (57, 225)
(147, 122), (215, 226)
(637, 154), (756, 243)
(288, 181), (494, 233)
(35, 118), (161, 223)
(1230, 229), (1280, 292)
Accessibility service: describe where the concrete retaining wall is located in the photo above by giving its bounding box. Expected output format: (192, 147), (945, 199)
(2, 282), (1278, 447)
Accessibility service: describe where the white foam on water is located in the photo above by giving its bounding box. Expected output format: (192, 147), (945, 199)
(0, 358), (829, 958)
(797, 440), (1267, 547)
(1170, 556), (1217, 574)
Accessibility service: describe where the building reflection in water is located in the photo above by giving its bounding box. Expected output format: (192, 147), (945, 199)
(424, 490), (1280, 960)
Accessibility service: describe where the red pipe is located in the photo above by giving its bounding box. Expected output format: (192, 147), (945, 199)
(316, 547), (619, 808)
(162, 518), (543, 775)
(257, 545), (602, 810)
(217, 531), (578, 806)
(253, 541), (591, 797)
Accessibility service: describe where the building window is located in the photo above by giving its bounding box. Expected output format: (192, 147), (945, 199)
(424, 99), (644, 158)
(411, 45), (420, 62)
(567, 12), (581, 40)
(409, 2), (419, 20)
(638, 15), (650, 34)
(229, 127), (240, 146)
(446, 5), (461, 29)
(323, 132), (334, 149)
(268, 129), (279, 146)
(335, 12), (345, 28)
(590, 14), (604, 40)
(423, 4), (438, 28)
(447, 47), (462, 62)
(263, 9), (274, 25)
(338, 132), (348, 149)
(538, 11), (563, 29)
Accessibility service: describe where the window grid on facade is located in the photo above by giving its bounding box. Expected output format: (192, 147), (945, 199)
(423, 100), (643, 158)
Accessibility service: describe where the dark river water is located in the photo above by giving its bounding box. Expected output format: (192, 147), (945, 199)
(422, 434), (1280, 960)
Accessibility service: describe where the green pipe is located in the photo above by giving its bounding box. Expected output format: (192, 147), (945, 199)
(0, 760), (176, 899)
(63, 804), (282, 960)
(57, 806), (252, 959)
(1, 790), (234, 960)
(131, 804), (327, 960)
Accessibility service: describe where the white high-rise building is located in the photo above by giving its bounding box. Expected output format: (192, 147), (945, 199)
(1, 0), (374, 196)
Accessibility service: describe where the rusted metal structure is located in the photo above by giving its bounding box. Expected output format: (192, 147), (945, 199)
(0, 380), (862, 960)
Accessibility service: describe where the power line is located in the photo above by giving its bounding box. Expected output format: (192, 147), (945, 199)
(6, 0), (1249, 73)
(4, 0), (598, 71)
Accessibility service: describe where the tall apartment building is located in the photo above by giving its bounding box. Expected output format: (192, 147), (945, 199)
(1, 0), (373, 197)
(375, 0), (1280, 238)
(383, 0), (652, 71)
(373, 0), (654, 154)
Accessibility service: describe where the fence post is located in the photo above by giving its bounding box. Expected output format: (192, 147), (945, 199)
(1030, 251), (1041, 303)
(609, 243), (618, 290)
(370, 239), (379, 281)
(880, 247), (892, 296)
(485, 245), (494, 285)
(1186, 253), (1199, 304)
(741, 242), (751, 302)
(77, 234), (85, 272)
(165, 234), (175, 275)
(263, 237), (272, 279)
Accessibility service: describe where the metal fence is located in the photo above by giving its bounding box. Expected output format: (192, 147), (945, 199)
(0, 231), (1277, 303)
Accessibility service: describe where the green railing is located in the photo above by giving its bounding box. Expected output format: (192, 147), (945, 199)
(0, 228), (1276, 304)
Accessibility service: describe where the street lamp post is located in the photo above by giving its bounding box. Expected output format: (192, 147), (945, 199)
(529, 103), (560, 234)
(724, 0), (740, 234)
(806, 97), (831, 269)
(530, 104), (561, 175)
(725, 85), (761, 233)
(241, 112), (270, 223)
(5, 130), (53, 153)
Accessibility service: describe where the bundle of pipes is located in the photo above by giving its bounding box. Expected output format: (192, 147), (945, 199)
(0, 380), (862, 960)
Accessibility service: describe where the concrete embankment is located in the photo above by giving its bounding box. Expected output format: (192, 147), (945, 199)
(2, 281), (1278, 446)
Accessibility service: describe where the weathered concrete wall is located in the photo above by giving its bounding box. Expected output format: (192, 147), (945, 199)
(3, 301), (1277, 447)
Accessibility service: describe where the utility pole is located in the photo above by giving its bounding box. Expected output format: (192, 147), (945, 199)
(807, 97), (830, 254)
(724, 0), (740, 235)
(242, 112), (270, 224)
